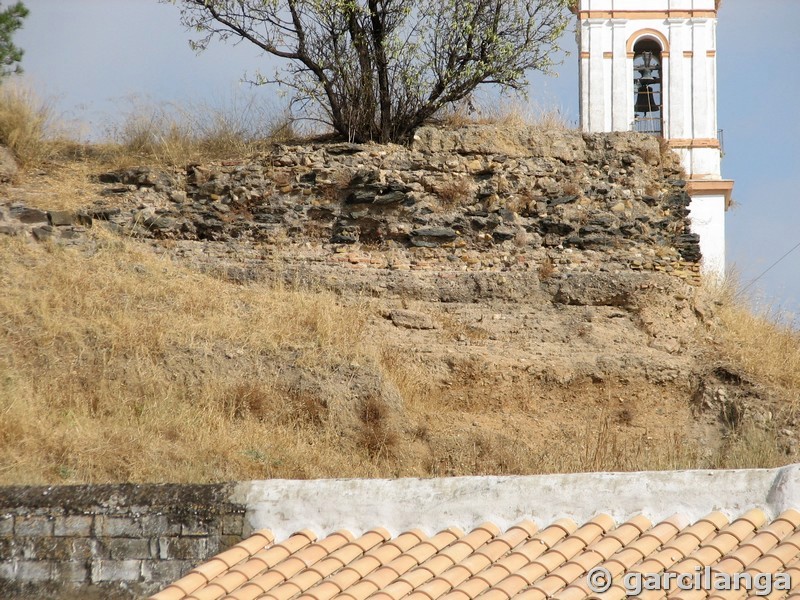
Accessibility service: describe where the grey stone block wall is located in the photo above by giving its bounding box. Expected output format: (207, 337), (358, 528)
(0, 484), (245, 599)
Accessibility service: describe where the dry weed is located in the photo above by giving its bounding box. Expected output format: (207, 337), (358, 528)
(107, 95), (295, 166)
(538, 255), (556, 280)
(0, 233), (385, 483)
(359, 396), (398, 460)
(436, 177), (473, 207)
(0, 81), (73, 168)
(436, 97), (572, 130)
(705, 280), (800, 392)
(710, 425), (788, 469)
(562, 181), (581, 196)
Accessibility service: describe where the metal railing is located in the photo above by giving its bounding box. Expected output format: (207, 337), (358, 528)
(625, 121), (724, 152)
(632, 116), (663, 136)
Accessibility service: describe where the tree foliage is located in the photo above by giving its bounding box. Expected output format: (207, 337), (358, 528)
(168, 0), (570, 143)
(0, 1), (29, 79)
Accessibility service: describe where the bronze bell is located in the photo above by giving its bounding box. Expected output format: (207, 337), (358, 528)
(637, 51), (658, 85)
(635, 84), (659, 114)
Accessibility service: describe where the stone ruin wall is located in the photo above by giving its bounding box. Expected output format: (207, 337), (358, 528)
(2, 126), (702, 286)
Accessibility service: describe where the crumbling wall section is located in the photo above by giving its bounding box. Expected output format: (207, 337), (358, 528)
(0, 127), (702, 285)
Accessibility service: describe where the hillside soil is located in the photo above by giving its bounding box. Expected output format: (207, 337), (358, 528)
(1, 131), (798, 483)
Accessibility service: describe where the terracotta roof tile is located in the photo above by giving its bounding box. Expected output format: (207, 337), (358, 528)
(151, 589), (190, 600)
(408, 524), (536, 600)
(150, 512), (800, 600)
(191, 533), (320, 600)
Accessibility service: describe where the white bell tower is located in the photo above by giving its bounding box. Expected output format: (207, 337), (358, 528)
(573, 0), (733, 278)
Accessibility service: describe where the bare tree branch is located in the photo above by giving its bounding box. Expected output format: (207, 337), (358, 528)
(164, 0), (570, 142)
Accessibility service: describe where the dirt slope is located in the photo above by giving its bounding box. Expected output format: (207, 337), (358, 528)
(1, 129), (797, 483)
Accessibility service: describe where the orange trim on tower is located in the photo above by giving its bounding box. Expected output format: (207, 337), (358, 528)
(626, 29), (671, 55)
(577, 10), (716, 19)
(668, 138), (721, 149)
(686, 179), (734, 209)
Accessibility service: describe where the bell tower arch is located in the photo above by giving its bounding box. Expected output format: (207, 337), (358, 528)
(573, 0), (733, 279)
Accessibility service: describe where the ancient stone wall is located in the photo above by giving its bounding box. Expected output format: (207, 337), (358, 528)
(0, 126), (703, 285)
(0, 484), (244, 599)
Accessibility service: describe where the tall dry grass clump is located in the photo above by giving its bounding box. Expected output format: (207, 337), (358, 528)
(0, 233), (390, 484)
(109, 95), (295, 166)
(437, 97), (573, 130)
(706, 280), (800, 392)
(0, 81), (63, 167)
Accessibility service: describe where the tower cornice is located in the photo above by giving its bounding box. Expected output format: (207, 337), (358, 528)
(574, 10), (717, 19)
(569, 1), (721, 18)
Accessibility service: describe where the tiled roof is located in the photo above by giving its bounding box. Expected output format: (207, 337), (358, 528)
(149, 510), (800, 600)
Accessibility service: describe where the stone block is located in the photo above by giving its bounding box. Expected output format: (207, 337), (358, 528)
(15, 516), (53, 537)
(71, 538), (96, 561)
(52, 561), (89, 583)
(31, 225), (54, 241)
(0, 560), (15, 579)
(204, 537), (222, 556)
(0, 514), (13, 535)
(90, 559), (142, 583)
(19, 537), (76, 561)
(16, 560), (53, 582)
(221, 514), (244, 536)
(95, 515), (142, 537)
(141, 559), (193, 583)
(0, 537), (15, 560)
(140, 514), (181, 537)
(54, 515), (93, 537)
(47, 210), (76, 226)
(9, 206), (46, 224)
(158, 536), (209, 560)
(220, 534), (243, 550)
(100, 537), (152, 560)
(157, 538), (169, 560)
(180, 518), (211, 536)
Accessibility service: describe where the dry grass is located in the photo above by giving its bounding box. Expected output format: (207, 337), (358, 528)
(107, 95), (295, 167)
(538, 255), (556, 280)
(0, 232), (795, 483)
(0, 232), (395, 484)
(0, 84), (296, 175)
(707, 281), (800, 392)
(0, 81), (75, 168)
(6, 159), (119, 212)
(358, 396), (399, 460)
(435, 177), (474, 207)
(437, 97), (572, 130)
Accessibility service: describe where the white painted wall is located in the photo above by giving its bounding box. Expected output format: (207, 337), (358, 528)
(689, 194), (726, 278)
(233, 465), (800, 539)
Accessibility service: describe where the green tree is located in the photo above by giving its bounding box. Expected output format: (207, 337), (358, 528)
(0, 1), (29, 79)
(167, 0), (570, 143)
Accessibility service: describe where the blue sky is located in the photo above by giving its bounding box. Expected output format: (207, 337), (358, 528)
(12, 0), (800, 319)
